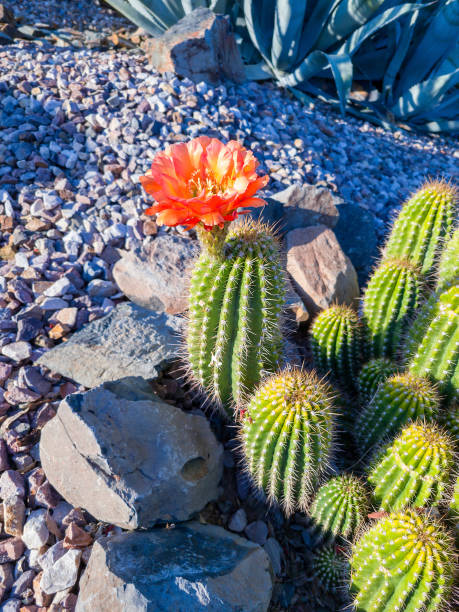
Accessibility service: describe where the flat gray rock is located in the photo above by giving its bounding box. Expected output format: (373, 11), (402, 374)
(37, 302), (183, 388)
(113, 234), (199, 314)
(40, 377), (223, 530)
(76, 522), (272, 612)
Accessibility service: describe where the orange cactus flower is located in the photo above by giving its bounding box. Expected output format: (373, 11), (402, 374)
(139, 136), (268, 230)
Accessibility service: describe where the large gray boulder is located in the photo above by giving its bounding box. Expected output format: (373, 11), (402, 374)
(40, 378), (223, 529)
(144, 7), (245, 84)
(113, 234), (199, 314)
(76, 522), (273, 612)
(37, 302), (183, 388)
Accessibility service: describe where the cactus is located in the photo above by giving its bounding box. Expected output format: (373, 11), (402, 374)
(355, 372), (440, 452)
(357, 358), (399, 403)
(311, 305), (365, 389)
(241, 369), (336, 515)
(450, 476), (459, 519)
(351, 509), (455, 612)
(310, 474), (369, 541)
(368, 421), (456, 512)
(363, 258), (423, 359)
(408, 285), (459, 400)
(187, 219), (285, 414)
(313, 545), (349, 593)
(437, 226), (459, 292)
(440, 400), (459, 443)
(383, 180), (457, 276)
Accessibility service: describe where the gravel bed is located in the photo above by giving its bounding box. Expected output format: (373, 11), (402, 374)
(0, 2), (458, 610)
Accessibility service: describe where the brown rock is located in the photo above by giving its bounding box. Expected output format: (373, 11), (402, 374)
(25, 219), (51, 232)
(145, 7), (245, 84)
(33, 572), (53, 607)
(48, 323), (69, 340)
(3, 495), (25, 536)
(0, 216), (13, 232)
(142, 219), (157, 236)
(0, 536), (25, 563)
(63, 522), (93, 549)
(286, 225), (359, 314)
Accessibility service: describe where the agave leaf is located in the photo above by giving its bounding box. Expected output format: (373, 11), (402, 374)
(105, 0), (165, 35)
(381, 15), (417, 104)
(243, 0), (277, 63)
(399, 0), (459, 90)
(297, 0), (341, 59)
(314, 0), (385, 52)
(129, 0), (185, 31)
(271, 0), (308, 70)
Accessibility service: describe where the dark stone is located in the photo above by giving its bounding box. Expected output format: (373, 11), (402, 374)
(16, 318), (42, 342)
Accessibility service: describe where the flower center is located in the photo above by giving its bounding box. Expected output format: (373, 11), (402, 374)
(188, 169), (232, 198)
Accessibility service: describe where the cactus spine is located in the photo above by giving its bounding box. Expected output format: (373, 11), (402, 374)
(310, 474), (369, 540)
(313, 545), (349, 593)
(357, 358), (399, 403)
(241, 369), (336, 515)
(351, 510), (455, 612)
(383, 180), (456, 276)
(311, 305), (365, 388)
(363, 258), (423, 359)
(187, 220), (285, 414)
(355, 373), (440, 452)
(369, 421), (456, 512)
(437, 226), (459, 291)
(408, 285), (459, 399)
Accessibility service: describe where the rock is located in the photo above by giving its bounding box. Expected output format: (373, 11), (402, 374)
(263, 538), (283, 576)
(286, 225), (359, 314)
(40, 377), (223, 529)
(245, 521), (268, 546)
(38, 541), (66, 572)
(0, 563), (13, 593)
(40, 549), (81, 595)
(0, 538), (24, 564)
(3, 495), (25, 537)
(86, 279), (117, 297)
(0, 599), (21, 612)
(285, 281), (309, 326)
(145, 7), (245, 84)
(1, 342), (32, 362)
(334, 202), (378, 286)
(37, 302), (183, 388)
(76, 522), (272, 612)
(228, 508), (247, 533)
(113, 234), (199, 314)
(273, 183), (341, 232)
(10, 569), (35, 598)
(63, 523), (93, 549)
(22, 510), (49, 550)
(0, 471), (25, 499)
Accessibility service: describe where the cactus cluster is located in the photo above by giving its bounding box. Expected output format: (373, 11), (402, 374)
(187, 220), (285, 414)
(437, 226), (459, 291)
(357, 358), (399, 403)
(310, 474), (369, 541)
(369, 421), (456, 511)
(351, 510), (455, 612)
(383, 180), (456, 277)
(313, 545), (349, 593)
(311, 305), (364, 388)
(241, 369), (336, 515)
(355, 372), (440, 452)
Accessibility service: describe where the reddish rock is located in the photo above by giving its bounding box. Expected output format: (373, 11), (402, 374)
(63, 522), (93, 549)
(33, 572), (53, 607)
(3, 494), (25, 536)
(144, 7), (245, 84)
(0, 537), (25, 563)
(35, 480), (61, 509)
(0, 470), (25, 499)
(286, 225), (359, 314)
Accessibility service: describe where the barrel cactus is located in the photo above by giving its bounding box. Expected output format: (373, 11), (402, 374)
(311, 305), (365, 389)
(383, 179), (456, 276)
(440, 400), (459, 443)
(368, 421), (456, 512)
(437, 226), (459, 291)
(351, 510), (455, 612)
(187, 219), (285, 415)
(241, 369), (336, 515)
(313, 545), (349, 593)
(310, 474), (369, 541)
(355, 372), (440, 452)
(357, 358), (399, 403)
(408, 284), (459, 400)
(363, 258), (423, 359)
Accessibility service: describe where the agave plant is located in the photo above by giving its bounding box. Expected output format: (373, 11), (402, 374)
(105, 0), (233, 36)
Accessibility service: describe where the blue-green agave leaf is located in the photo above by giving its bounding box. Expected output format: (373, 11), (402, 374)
(271, 0), (308, 70)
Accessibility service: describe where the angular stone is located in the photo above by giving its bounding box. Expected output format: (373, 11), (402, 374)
(228, 508), (247, 533)
(145, 7), (245, 84)
(3, 495), (25, 537)
(40, 549), (81, 595)
(0, 538), (24, 564)
(286, 225), (359, 314)
(76, 523), (272, 612)
(113, 234), (199, 314)
(37, 303), (183, 388)
(22, 510), (49, 550)
(273, 183), (341, 232)
(63, 523), (93, 549)
(10, 569), (35, 598)
(245, 521), (268, 546)
(1, 342), (32, 362)
(40, 377), (223, 529)
(0, 471), (25, 499)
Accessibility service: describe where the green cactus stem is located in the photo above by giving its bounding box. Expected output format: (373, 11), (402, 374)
(355, 372), (440, 452)
(357, 358), (399, 403)
(450, 476), (459, 519)
(437, 226), (459, 292)
(311, 305), (366, 388)
(363, 258), (423, 359)
(313, 545), (349, 593)
(440, 400), (459, 443)
(369, 421), (456, 512)
(351, 509), (455, 612)
(310, 474), (369, 540)
(408, 284), (459, 400)
(241, 369), (336, 515)
(383, 179), (457, 276)
(187, 219), (285, 415)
